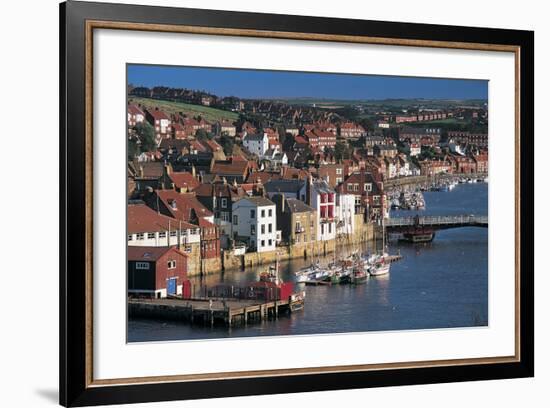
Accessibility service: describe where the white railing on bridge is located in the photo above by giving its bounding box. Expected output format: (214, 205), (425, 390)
(386, 215), (488, 227)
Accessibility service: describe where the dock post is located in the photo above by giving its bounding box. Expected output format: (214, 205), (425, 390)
(244, 308), (248, 325)
(274, 301), (278, 318)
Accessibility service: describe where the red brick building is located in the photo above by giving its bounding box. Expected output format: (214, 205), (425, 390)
(315, 163), (346, 187)
(448, 131), (489, 148)
(451, 155), (478, 174)
(127, 246), (189, 298)
(339, 122), (365, 139)
(145, 109), (171, 141)
(419, 159), (453, 176)
(147, 190), (221, 261)
(474, 153), (489, 173)
(338, 171), (387, 219)
(304, 128), (337, 150)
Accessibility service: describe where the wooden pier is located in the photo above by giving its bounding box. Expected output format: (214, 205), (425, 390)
(128, 295), (304, 328)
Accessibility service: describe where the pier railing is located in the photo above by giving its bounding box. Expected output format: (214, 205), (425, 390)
(386, 215), (488, 229)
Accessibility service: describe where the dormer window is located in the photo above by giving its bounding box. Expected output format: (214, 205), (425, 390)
(168, 199), (177, 210)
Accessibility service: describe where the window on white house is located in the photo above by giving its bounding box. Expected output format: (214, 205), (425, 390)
(128, 235), (133, 241)
(268, 239), (272, 246)
(170, 231), (177, 237)
(261, 240), (265, 247)
(261, 209), (265, 218)
(268, 224), (272, 233)
(268, 209), (272, 217)
(159, 232), (166, 238)
(147, 232), (155, 239)
(261, 224), (265, 234)
(136, 233), (144, 240)
(136, 262), (149, 269)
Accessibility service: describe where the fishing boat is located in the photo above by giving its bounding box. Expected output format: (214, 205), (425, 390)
(367, 256), (391, 276)
(365, 217), (391, 277)
(351, 264), (368, 284)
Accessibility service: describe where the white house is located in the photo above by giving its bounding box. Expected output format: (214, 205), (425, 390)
(384, 158), (398, 179)
(243, 132), (269, 157)
(448, 140), (465, 156)
(262, 147), (288, 167)
(299, 178), (336, 242)
(408, 142), (421, 157)
(335, 193), (355, 238)
(231, 196), (277, 253)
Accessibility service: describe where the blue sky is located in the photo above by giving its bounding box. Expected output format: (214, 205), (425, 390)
(128, 64), (488, 101)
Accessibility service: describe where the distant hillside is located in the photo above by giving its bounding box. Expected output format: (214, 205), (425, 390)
(128, 97), (239, 123)
(270, 97), (488, 109)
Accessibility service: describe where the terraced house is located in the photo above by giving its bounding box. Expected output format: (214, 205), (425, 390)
(232, 197), (277, 253)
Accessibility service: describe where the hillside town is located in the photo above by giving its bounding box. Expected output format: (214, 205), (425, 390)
(127, 85), (488, 298)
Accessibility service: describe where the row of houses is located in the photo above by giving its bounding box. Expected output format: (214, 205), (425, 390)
(128, 103), (238, 142)
(418, 153), (489, 176)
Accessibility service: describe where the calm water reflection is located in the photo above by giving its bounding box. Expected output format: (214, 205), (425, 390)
(128, 182), (488, 342)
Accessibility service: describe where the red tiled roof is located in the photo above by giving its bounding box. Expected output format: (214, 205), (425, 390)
(169, 172), (200, 191)
(128, 104), (144, 115)
(156, 191), (213, 222)
(128, 203), (196, 234)
(127, 246), (187, 262)
(211, 160), (249, 176)
(189, 140), (207, 152)
(171, 122), (185, 131)
(294, 135), (308, 144)
(204, 139), (222, 152)
(146, 109), (170, 120)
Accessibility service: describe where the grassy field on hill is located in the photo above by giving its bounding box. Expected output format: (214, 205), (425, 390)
(128, 97), (239, 123)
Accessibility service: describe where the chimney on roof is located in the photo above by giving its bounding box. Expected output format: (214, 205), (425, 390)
(305, 174), (313, 206)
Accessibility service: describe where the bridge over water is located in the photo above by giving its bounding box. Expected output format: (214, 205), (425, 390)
(385, 215), (488, 242)
(386, 215), (488, 231)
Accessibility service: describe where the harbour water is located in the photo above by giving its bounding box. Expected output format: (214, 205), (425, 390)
(128, 182), (488, 342)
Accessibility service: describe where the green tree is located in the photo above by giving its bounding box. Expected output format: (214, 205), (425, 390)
(334, 141), (348, 161)
(195, 128), (213, 141)
(134, 122), (156, 152)
(219, 133), (234, 156)
(128, 138), (139, 159)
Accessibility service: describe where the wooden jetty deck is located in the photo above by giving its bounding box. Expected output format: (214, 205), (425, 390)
(128, 296), (304, 327)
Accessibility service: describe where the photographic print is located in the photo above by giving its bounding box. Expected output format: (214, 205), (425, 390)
(60, 3), (533, 404)
(126, 65), (489, 342)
